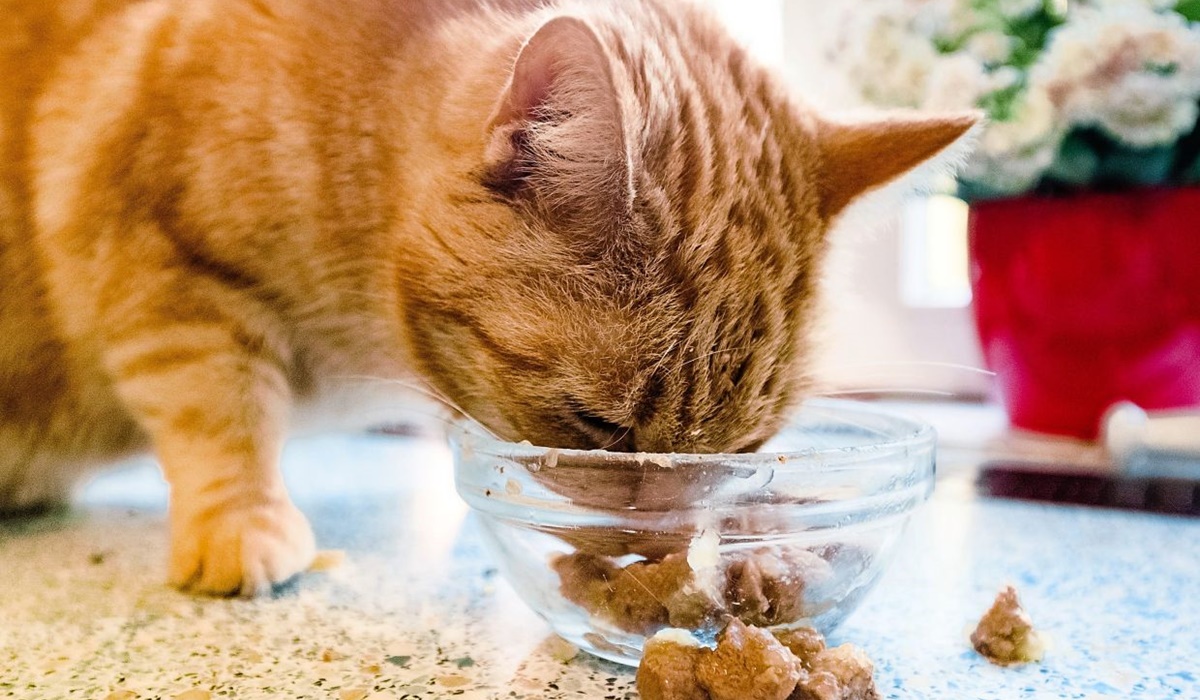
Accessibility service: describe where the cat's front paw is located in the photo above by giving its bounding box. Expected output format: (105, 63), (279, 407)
(169, 499), (317, 597)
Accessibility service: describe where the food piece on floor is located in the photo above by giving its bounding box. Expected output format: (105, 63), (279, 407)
(771, 626), (826, 669)
(695, 619), (802, 700)
(308, 549), (346, 572)
(792, 643), (881, 700)
(970, 585), (1045, 666)
(634, 621), (881, 700)
(636, 629), (711, 700)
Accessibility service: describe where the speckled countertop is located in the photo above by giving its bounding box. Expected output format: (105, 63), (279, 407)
(2, 403), (1198, 700)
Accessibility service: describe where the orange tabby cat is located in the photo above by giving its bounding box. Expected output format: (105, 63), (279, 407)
(0, 0), (976, 595)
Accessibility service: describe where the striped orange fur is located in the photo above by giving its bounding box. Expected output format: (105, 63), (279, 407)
(0, 0), (976, 594)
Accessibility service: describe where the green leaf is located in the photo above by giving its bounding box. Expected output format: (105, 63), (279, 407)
(1045, 134), (1100, 186)
(1176, 0), (1200, 23)
(957, 177), (1030, 202)
(1179, 152), (1200, 184)
(1097, 145), (1176, 187)
(978, 81), (1027, 122)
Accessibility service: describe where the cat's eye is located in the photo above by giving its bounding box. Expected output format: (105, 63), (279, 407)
(568, 408), (632, 448)
(571, 409), (624, 436)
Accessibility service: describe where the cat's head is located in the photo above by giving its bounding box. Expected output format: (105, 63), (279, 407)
(403, 4), (977, 453)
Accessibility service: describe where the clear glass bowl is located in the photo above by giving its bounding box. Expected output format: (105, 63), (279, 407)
(451, 399), (936, 666)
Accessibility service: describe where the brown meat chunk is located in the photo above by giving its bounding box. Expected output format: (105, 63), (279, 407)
(552, 552), (670, 634)
(554, 545), (834, 635)
(970, 585), (1045, 666)
(772, 627), (826, 670)
(725, 547), (831, 626)
(695, 619), (802, 700)
(636, 630), (711, 700)
(553, 551), (724, 635)
(551, 552), (624, 614)
(791, 644), (880, 700)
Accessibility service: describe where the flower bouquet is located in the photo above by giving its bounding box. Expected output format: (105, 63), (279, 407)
(830, 0), (1200, 439)
(832, 0), (1200, 199)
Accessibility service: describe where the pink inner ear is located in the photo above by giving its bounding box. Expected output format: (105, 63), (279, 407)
(509, 43), (559, 121)
(493, 16), (613, 129)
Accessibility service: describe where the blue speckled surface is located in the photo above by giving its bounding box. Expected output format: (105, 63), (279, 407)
(838, 469), (1200, 699)
(1, 427), (1198, 699)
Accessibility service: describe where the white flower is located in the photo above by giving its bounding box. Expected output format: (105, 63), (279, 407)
(846, 12), (940, 107)
(989, 65), (1024, 92)
(1035, 6), (1200, 147)
(924, 54), (992, 109)
(968, 84), (1065, 192)
(982, 84), (1062, 156)
(1092, 73), (1200, 146)
(965, 30), (1014, 64)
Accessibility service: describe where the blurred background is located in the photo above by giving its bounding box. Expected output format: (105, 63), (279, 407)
(703, 0), (1200, 449)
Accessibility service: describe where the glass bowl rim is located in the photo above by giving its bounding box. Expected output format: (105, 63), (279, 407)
(451, 398), (937, 475)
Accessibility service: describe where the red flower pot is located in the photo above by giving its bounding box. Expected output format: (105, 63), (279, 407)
(968, 187), (1200, 440)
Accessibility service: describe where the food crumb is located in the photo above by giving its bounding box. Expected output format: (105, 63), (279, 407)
(308, 549), (347, 572)
(971, 585), (1045, 666)
(360, 660), (383, 675)
(436, 674), (472, 687)
(319, 647), (346, 662)
(546, 635), (580, 662)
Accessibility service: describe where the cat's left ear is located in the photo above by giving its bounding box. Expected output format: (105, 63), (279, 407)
(483, 16), (634, 233)
(815, 111), (980, 218)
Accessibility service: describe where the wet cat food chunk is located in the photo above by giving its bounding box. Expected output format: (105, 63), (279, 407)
(635, 622), (881, 700)
(553, 544), (829, 635)
(637, 629), (711, 700)
(771, 626), (826, 670)
(551, 552), (663, 634)
(551, 551), (723, 635)
(970, 585), (1045, 666)
(725, 547), (830, 627)
(695, 619), (803, 700)
(791, 644), (880, 700)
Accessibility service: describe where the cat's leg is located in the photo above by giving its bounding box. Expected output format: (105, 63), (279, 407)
(101, 260), (315, 596)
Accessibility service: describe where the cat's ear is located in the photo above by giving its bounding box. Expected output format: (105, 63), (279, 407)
(482, 16), (634, 233)
(815, 111), (980, 218)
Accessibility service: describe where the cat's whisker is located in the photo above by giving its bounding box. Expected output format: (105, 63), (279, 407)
(797, 403), (894, 440)
(810, 387), (956, 398)
(600, 424), (635, 451)
(620, 568), (669, 609)
(815, 360), (996, 378)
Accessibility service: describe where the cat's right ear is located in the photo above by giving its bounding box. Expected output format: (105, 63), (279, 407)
(815, 111), (980, 218)
(482, 16), (634, 235)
